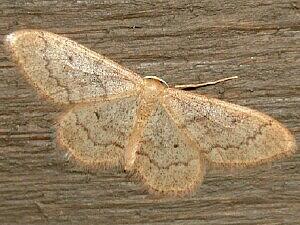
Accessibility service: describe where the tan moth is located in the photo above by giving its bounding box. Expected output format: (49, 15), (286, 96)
(4, 30), (296, 196)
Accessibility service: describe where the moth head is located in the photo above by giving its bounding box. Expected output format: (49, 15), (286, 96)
(143, 76), (168, 87)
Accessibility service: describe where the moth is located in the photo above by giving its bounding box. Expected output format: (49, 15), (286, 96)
(4, 30), (296, 196)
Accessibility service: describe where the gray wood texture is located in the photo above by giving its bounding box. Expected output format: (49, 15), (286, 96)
(0, 0), (299, 224)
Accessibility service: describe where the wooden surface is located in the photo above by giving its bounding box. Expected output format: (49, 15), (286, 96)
(0, 0), (299, 224)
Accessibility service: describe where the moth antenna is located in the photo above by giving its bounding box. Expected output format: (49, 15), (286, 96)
(174, 76), (238, 90)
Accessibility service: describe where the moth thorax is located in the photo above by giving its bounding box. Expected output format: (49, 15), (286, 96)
(142, 76), (167, 100)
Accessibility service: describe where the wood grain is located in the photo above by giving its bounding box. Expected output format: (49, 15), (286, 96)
(0, 0), (299, 224)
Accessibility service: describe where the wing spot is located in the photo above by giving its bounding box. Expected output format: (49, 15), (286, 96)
(94, 111), (100, 120)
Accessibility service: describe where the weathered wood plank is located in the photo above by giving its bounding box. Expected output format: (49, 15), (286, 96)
(0, 0), (299, 224)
